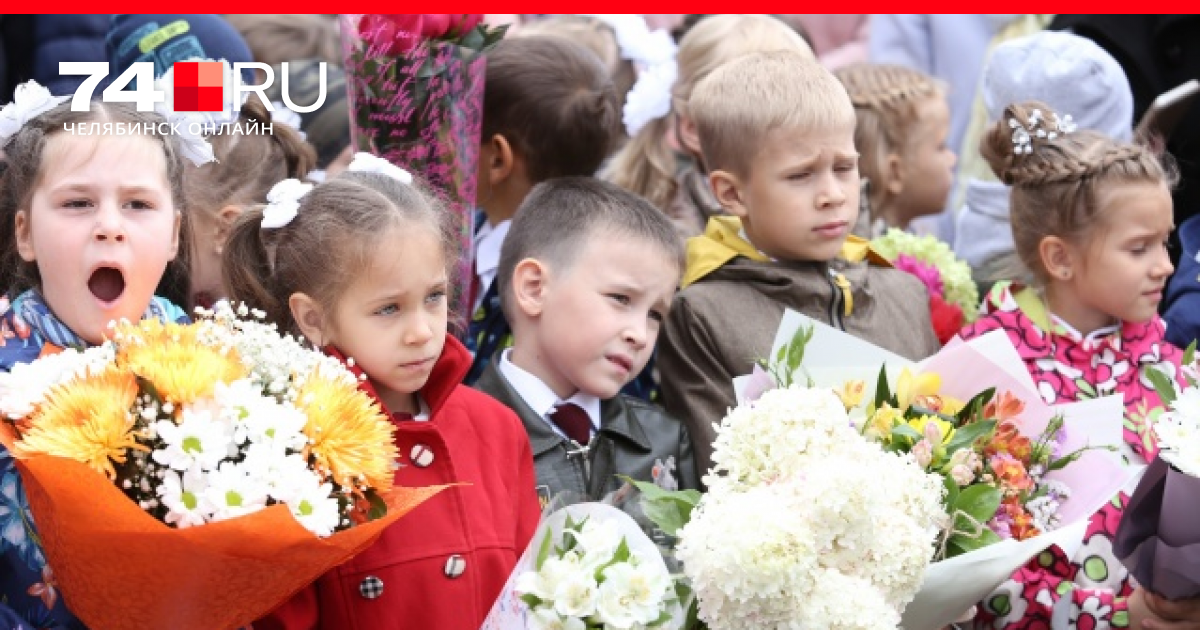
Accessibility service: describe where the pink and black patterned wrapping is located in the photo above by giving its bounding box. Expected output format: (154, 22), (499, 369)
(1114, 456), (1200, 600)
(339, 15), (490, 336)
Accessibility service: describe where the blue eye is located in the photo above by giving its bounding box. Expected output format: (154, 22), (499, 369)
(426, 290), (446, 305)
(375, 304), (398, 316)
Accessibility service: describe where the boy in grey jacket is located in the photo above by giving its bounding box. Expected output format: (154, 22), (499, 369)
(474, 178), (699, 515)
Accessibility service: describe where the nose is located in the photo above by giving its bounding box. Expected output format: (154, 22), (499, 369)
(816, 172), (847, 209)
(93, 202), (126, 243)
(1153, 248), (1175, 279)
(403, 311), (436, 346)
(622, 316), (649, 350)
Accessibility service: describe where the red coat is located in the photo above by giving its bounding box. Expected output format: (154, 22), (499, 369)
(255, 335), (541, 630)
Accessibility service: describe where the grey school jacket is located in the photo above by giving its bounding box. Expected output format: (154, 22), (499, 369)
(474, 361), (700, 511)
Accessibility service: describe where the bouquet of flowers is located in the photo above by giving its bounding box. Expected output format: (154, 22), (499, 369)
(1115, 344), (1200, 599)
(677, 386), (946, 629)
(0, 303), (443, 630)
(339, 14), (506, 330)
(870, 228), (979, 343)
(482, 503), (685, 630)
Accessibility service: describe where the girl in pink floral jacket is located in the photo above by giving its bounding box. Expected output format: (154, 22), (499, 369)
(959, 101), (1196, 629)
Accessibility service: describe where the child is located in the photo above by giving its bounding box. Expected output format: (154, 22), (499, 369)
(835, 63), (956, 237)
(0, 90), (194, 628)
(658, 51), (940, 480)
(474, 177), (699, 519)
(960, 101), (1194, 629)
(603, 14), (814, 238)
(465, 35), (620, 386)
(952, 31), (1135, 292)
(185, 97), (315, 310)
(226, 154), (540, 630)
(515, 15), (637, 117)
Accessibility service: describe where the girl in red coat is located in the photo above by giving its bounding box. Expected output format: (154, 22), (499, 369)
(224, 153), (541, 630)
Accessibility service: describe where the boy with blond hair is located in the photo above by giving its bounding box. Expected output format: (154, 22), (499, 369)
(659, 50), (940, 477)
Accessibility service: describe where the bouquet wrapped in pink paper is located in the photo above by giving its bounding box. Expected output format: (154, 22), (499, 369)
(1115, 346), (1200, 600)
(338, 14), (505, 332)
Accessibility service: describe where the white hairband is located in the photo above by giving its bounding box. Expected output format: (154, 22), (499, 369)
(261, 153), (413, 230)
(0, 81), (70, 147)
(1009, 108), (1077, 155)
(583, 14), (678, 136)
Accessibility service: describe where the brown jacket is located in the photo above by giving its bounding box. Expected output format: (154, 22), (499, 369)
(658, 219), (941, 480)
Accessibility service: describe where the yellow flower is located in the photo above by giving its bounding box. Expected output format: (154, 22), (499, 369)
(906, 415), (955, 445)
(115, 319), (246, 406)
(836, 380), (866, 410)
(14, 368), (147, 479)
(296, 371), (398, 493)
(896, 368), (941, 410)
(867, 404), (902, 439)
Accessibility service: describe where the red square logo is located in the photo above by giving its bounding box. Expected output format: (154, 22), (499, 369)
(172, 61), (223, 112)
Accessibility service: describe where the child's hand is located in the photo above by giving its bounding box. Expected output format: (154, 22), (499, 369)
(939, 605), (976, 629)
(1132, 587), (1200, 629)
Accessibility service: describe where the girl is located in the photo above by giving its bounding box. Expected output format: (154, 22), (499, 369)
(184, 97), (314, 311)
(602, 14), (813, 237)
(961, 101), (1197, 629)
(226, 154), (540, 630)
(835, 63), (957, 237)
(0, 84), (195, 628)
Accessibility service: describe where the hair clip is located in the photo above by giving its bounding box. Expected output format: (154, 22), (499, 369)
(1010, 108), (1076, 156)
(0, 81), (70, 146)
(346, 152), (413, 184)
(261, 178), (313, 229)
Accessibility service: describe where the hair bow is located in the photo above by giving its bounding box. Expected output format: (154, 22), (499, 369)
(0, 81), (70, 146)
(346, 152), (413, 184)
(261, 178), (313, 229)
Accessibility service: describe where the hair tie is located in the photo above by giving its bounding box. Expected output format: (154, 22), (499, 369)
(584, 14), (678, 136)
(0, 81), (70, 147)
(346, 152), (413, 184)
(1009, 109), (1077, 156)
(261, 178), (313, 229)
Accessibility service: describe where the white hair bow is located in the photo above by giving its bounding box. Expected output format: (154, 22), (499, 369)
(584, 14), (679, 136)
(0, 81), (70, 146)
(261, 178), (313, 229)
(347, 152), (413, 184)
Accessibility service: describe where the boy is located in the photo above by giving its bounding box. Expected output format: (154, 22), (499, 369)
(466, 35), (621, 386)
(475, 178), (699, 515)
(659, 51), (940, 477)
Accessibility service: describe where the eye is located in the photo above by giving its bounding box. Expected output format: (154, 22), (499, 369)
(426, 290), (446, 305)
(61, 198), (92, 209)
(787, 172), (812, 181)
(607, 293), (630, 306)
(125, 199), (155, 210)
(834, 164), (857, 174)
(374, 304), (398, 316)
(648, 309), (664, 323)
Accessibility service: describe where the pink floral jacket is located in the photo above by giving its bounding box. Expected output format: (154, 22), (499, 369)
(960, 282), (1182, 630)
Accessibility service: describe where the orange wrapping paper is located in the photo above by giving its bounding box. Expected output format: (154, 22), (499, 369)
(2, 422), (445, 630)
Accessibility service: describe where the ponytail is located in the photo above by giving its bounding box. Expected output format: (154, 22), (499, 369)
(222, 207), (290, 332)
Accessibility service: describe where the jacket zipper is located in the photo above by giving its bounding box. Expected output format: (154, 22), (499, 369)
(827, 269), (846, 330)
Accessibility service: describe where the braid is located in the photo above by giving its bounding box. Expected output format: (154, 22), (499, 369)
(837, 64), (941, 120)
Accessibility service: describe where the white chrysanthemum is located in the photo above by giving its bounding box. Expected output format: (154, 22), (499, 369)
(152, 406), (234, 472)
(203, 461), (269, 521)
(157, 468), (213, 528)
(1156, 387), (1200, 477)
(215, 379), (307, 451)
(283, 471), (340, 537)
(240, 441), (314, 503)
(0, 344), (114, 419)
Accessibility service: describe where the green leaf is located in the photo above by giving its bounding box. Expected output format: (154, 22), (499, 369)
(953, 484), (1002, 525)
(620, 476), (701, 537)
(535, 530), (554, 571)
(874, 365), (893, 409)
(365, 490), (388, 521)
(891, 424), (923, 446)
(1185, 340), (1196, 367)
(957, 387), (996, 425)
(942, 472), (960, 507)
(519, 593), (542, 608)
(1146, 365), (1179, 408)
(944, 419), (997, 456)
(946, 528), (1002, 557)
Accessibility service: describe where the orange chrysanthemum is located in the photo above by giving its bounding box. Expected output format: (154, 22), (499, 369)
(115, 319), (246, 406)
(14, 368), (147, 479)
(295, 371), (398, 493)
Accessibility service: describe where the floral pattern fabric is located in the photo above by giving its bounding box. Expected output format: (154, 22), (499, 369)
(961, 282), (1182, 629)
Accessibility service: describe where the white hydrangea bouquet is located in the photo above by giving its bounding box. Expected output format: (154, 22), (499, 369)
(483, 503), (685, 630)
(1116, 344), (1200, 600)
(0, 302), (444, 630)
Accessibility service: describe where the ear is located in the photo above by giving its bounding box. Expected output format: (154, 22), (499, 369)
(677, 113), (702, 158)
(884, 152), (905, 196)
(1038, 235), (1077, 282)
(213, 204), (244, 250)
(289, 292), (328, 347)
(483, 133), (516, 187)
(167, 210), (182, 259)
(14, 210), (34, 262)
(709, 170), (748, 218)
(511, 258), (550, 319)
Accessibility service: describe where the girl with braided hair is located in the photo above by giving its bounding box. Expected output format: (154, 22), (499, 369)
(961, 101), (1198, 629)
(835, 63), (957, 236)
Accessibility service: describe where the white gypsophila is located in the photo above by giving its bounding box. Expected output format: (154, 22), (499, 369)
(283, 470), (340, 537)
(678, 387), (945, 630)
(203, 461), (270, 522)
(157, 468), (214, 528)
(527, 608), (586, 630)
(704, 385), (872, 493)
(151, 406), (234, 472)
(596, 560), (673, 627)
(1155, 386), (1200, 477)
(0, 343), (115, 419)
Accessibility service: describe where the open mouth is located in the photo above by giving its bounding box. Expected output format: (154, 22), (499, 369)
(88, 267), (126, 304)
